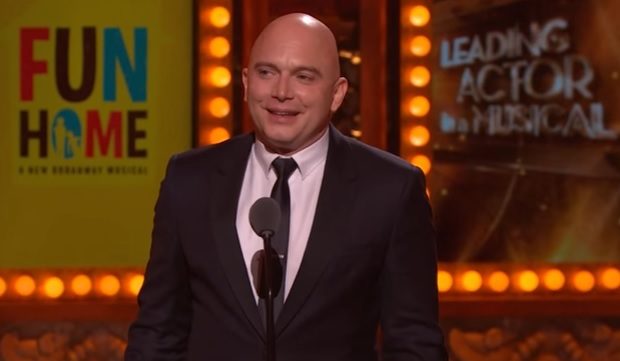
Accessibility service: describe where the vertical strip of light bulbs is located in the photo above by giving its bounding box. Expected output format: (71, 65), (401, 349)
(401, 2), (432, 177)
(198, 1), (234, 146)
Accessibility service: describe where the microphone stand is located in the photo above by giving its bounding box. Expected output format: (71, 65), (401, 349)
(260, 231), (277, 361)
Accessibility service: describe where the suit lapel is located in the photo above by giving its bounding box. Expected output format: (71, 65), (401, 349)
(276, 126), (358, 335)
(210, 134), (266, 340)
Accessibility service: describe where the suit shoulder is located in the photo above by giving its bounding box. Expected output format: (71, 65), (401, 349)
(344, 136), (423, 178)
(169, 133), (253, 168)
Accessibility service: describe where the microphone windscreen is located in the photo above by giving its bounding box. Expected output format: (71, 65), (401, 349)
(249, 197), (281, 237)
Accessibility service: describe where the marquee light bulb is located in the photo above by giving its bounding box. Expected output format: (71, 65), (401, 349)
(409, 66), (431, 87)
(207, 7), (230, 28)
(15, 275), (36, 297)
(543, 269), (565, 291)
(71, 274), (92, 296)
(410, 155), (431, 174)
(408, 96), (430, 117)
(437, 270), (453, 292)
(98, 275), (120, 296)
(43, 277), (64, 298)
(410, 36), (431, 57)
(409, 6), (430, 27)
(517, 270), (539, 292)
(573, 270), (595, 292)
(488, 271), (510, 292)
(208, 97), (231, 118)
(461, 270), (482, 292)
(409, 126), (430, 146)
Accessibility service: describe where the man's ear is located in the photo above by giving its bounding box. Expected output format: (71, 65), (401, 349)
(242, 68), (249, 101)
(330, 77), (349, 112)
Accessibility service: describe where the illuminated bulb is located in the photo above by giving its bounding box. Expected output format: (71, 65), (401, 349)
(0, 277), (6, 297)
(573, 270), (595, 292)
(517, 270), (539, 292)
(461, 270), (482, 292)
(600, 267), (620, 290)
(43, 277), (64, 298)
(208, 6), (230, 28)
(200, 127), (231, 146)
(408, 126), (430, 147)
(410, 36), (431, 57)
(206, 36), (230, 58)
(488, 271), (510, 292)
(208, 97), (231, 118)
(15, 275), (36, 296)
(542, 269), (565, 291)
(437, 270), (453, 292)
(209, 66), (231, 88)
(99, 275), (121, 296)
(351, 55), (361, 65)
(409, 66), (431, 87)
(350, 129), (362, 138)
(71, 274), (92, 296)
(409, 5), (431, 27)
(128, 274), (145, 296)
(410, 155), (431, 174)
(408, 96), (430, 117)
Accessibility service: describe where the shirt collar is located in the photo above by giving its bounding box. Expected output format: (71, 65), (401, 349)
(253, 127), (330, 180)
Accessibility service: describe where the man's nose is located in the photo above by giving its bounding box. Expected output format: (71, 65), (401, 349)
(271, 75), (293, 101)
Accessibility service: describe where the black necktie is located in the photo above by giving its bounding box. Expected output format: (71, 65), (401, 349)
(260, 157), (297, 323)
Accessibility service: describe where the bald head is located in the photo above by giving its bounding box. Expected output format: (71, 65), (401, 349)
(242, 13), (348, 155)
(249, 13), (341, 80)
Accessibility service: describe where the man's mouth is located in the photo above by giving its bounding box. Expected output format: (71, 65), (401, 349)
(267, 108), (300, 117)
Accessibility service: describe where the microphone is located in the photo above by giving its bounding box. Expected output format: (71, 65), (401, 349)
(249, 197), (283, 298)
(249, 197), (280, 238)
(248, 197), (281, 361)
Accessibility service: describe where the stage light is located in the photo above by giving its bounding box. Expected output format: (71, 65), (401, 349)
(207, 6), (230, 28)
(15, 275), (36, 297)
(488, 271), (510, 292)
(208, 37), (230, 58)
(516, 270), (539, 292)
(71, 274), (92, 296)
(600, 267), (620, 290)
(200, 126), (231, 146)
(98, 275), (120, 296)
(128, 274), (145, 296)
(573, 270), (595, 292)
(208, 97), (231, 118)
(408, 5), (430, 27)
(461, 270), (482, 292)
(542, 269), (565, 291)
(209, 66), (231, 88)
(43, 277), (64, 299)
(437, 270), (453, 292)
(409, 36), (431, 57)
(409, 125), (430, 146)
(0, 277), (6, 297)
(351, 55), (361, 65)
(410, 155), (431, 174)
(409, 66), (431, 87)
(408, 96), (430, 117)
(350, 129), (362, 138)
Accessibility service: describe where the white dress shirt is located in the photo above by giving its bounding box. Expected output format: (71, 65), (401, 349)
(235, 129), (329, 303)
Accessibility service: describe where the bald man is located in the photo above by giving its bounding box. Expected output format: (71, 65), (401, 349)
(125, 13), (447, 361)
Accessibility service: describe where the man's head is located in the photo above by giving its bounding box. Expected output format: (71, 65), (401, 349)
(242, 13), (348, 155)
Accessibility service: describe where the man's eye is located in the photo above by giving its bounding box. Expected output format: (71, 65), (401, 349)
(257, 69), (273, 77)
(297, 74), (314, 81)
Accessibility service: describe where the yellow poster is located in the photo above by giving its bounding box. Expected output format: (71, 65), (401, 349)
(0, 0), (193, 267)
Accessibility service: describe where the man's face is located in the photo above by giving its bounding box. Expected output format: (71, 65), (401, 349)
(242, 24), (347, 155)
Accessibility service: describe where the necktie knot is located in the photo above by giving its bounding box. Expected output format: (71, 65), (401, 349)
(271, 157), (297, 181)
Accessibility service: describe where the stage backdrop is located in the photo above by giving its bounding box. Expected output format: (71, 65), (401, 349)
(0, 0), (193, 267)
(430, 0), (620, 263)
